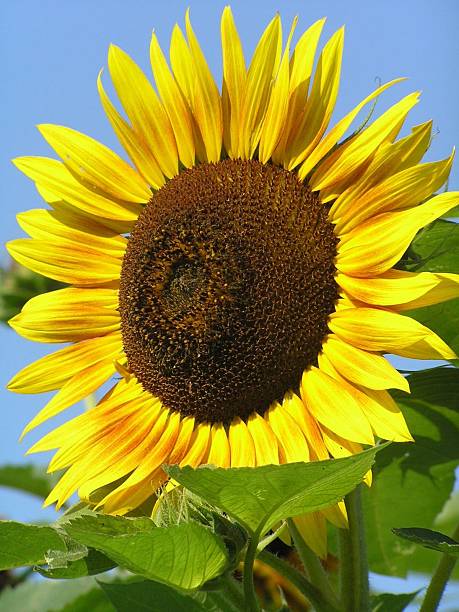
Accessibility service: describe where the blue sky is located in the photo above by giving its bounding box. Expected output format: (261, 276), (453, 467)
(1, 0), (458, 603)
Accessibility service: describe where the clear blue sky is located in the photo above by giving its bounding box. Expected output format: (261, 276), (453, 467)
(1, 0), (458, 602)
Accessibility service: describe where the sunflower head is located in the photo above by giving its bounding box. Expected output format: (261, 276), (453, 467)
(7, 7), (458, 558)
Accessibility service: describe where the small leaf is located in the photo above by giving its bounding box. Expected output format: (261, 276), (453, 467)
(0, 463), (58, 499)
(64, 515), (229, 590)
(370, 590), (420, 612)
(38, 548), (116, 579)
(0, 521), (67, 570)
(166, 445), (383, 535)
(392, 527), (459, 556)
(99, 579), (207, 612)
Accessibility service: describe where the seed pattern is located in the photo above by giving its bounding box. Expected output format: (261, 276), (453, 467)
(119, 159), (339, 423)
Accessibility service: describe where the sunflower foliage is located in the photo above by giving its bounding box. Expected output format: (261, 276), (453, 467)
(2, 7), (459, 612)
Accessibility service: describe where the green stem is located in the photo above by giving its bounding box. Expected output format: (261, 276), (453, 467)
(243, 533), (261, 612)
(259, 550), (339, 612)
(420, 523), (459, 612)
(287, 518), (340, 611)
(341, 485), (369, 612)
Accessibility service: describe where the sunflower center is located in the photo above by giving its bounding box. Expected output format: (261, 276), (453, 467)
(119, 159), (339, 424)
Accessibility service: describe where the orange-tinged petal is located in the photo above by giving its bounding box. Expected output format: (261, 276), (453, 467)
(38, 124), (151, 203)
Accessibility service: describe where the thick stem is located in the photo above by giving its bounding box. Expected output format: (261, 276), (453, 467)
(287, 518), (340, 611)
(342, 485), (370, 612)
(243, 533), (261, 612)
(259, 550), (339, 612)
(420, 523), (459, 612)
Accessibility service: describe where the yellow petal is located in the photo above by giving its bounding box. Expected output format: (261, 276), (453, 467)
(10, 287), (119, 343)
(185, 10), (222, 162)
(330, 121), (433, 221)
(284, 27), (344, 170)
(319, 425), (371, 486)
(237, 15), (281, 158)
(167, 417), (196, 465)
(108, 45), (178, 178)
(298, 78), (404, 180)
(97, 70), (165, 189)
(247, 412), (279, 466)
(335, 151), (454, 233)
(208, 423), (231, 468)
(322, 335), (409, 392)
(311, 92), (420, 198)
(394, 273), (459, 311)
(301, 367), (374, 444)
(258, 18), (297, 163)
(329, 307), (456, 359)
(266, 401), (310, 463)
(16, 208), (127, 256)
(6, 238), (121, 285)
(180, 422), (211, 467)
(22, 359), (119, 437)
(272, 18), (325, 165)
(229, 417), (256, 467)
(282, 392), (329, 461)
(8, 331), (123, 393)
(38, 124), (151, 203)
(337, 192), (459, 277)
(292, 513), (327, 559)
(13, 157), (143, 222)
(221, 6), (246, 157)
(150, 32), (195, 168)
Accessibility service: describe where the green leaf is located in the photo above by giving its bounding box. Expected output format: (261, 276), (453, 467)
(38, 548), (116, 579)
(64, 515), (229, 590)
(0, 577), (103, 612)
(0, 463), (58, 499)
(370, 590), (420, 612)
(99, 579), (206, 612)
(0, 521), (67, 570)
(407, 299), (459, 365)
(166, 445), (384, 535)
(392, 527), (459, 556)
(59, 586), (114, 612)
(364, 368), (459, 577)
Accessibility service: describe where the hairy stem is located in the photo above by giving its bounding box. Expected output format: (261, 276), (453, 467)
(243, 533), (261, 612)
(287, 518), (340, 610)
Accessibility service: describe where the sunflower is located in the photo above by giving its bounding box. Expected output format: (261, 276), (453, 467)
(7, 8), (459, 558)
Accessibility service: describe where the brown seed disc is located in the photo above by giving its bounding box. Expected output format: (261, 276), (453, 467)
(119, 159), (339, 424)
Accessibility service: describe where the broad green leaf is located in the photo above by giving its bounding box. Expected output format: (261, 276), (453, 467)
(166, 445), (383, 535)
(364, 368), (459, 577)
(60, 586), (114, 612)
(370, 590), (420, 612)
(64, 515), (228, 590)
(99, 579), (206, 612)
(0, 577), (101, 612)
(38, 548), (116, 579)
(0, 521), (66, 570)
(0, 463), (57, 499)
(392, 527), (459, 556)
